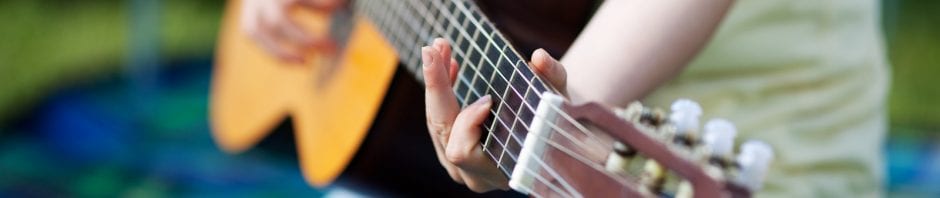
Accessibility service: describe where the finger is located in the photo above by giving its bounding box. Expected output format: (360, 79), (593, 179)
(423, 46), (461, 141)
(241, 0), (304, 63)
(449, 58), (459, 86)
(530, 48), (567, 95)
(447, 95), (507, 193)
(458, 170), (507, 193)
(431, 41), (460, 148)
(431, 38), (460, 86)
(253, 23), (304, 63)
(429, 124), (465, 184)
(460, 174), (493, 193)
(239, 1), (262, 37)
(459, 157), (511, 192)
(432, 38), (452, 67)
(446, 95), (492, 170)
(277, 19), (339, 55)
(276, 18), (316, 48)
(422, 45), (464, 182)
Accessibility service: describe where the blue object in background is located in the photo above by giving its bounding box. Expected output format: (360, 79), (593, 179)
(0, 59), (322, 197)
(886, 131), (940, 196)
(35, 88), (134, 165)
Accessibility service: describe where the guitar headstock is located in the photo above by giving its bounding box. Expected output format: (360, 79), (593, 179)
(508, 93), (772, 198)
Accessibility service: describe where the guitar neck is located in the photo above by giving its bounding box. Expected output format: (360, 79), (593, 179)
(354, 0), (553, 177)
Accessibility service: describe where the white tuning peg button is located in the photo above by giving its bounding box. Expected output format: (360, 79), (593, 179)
(703, 118), (737, 156)
(735, 140), (774, 192)
(669, 99), (702, 135)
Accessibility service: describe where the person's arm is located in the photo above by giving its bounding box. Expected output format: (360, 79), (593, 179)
(563, 0), (734, 106)
(421, 0), (735, 193)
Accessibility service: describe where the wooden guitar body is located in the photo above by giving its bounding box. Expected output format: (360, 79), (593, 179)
(210, 0), (397, 186)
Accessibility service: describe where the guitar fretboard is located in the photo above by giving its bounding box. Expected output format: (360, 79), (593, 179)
(354, 0), (554, 177)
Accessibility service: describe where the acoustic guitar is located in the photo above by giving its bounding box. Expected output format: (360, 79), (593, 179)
(211, 0), (773, 197)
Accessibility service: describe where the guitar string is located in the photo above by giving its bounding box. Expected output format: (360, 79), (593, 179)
(388, 0), (612, 188)
(497, 100), (640, 196)
(428, 0), (609, 152)
(526, 131), (626, 197)
(416, 0), (601, 180)
(361, 0), (614, 195)
(383, 0), (586, 195)
(416, 2), (606, 196)
(365, 4), (587, 195)
(362, 0), (534, 177)
(392, 0), (525, 167)
(408, 1), (587, 192)
(541, 102), (702, 193)
(428, 15), (596, 184)
(362, 2), (638, 197)
(503, 93), (641, 196)
(532, 109), (629, 182)
(391, 0), (539, 157)
(369, 0), (607, 172)
(413, 0), (534, 165)
(516, 161), (576, 198)
(363, 0), (517, 171)
(410, 0), (607, 153)
(368, 2), (672, 189)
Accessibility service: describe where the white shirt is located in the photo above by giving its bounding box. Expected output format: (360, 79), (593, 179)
(646, 0), (889, 197)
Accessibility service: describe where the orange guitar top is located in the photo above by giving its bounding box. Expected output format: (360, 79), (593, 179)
(210, 0), (398, 186)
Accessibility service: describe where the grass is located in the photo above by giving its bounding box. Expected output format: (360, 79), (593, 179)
(0, 0), (223, 124)
(884, 1), (940, 131)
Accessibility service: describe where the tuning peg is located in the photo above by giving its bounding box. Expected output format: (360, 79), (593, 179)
(735, 140), (774, 191)
(703, 118), (737, 156)
(669, 99), (702, 135)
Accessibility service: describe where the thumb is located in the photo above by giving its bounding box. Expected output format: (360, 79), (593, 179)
(446, 95), (492, 170)
(530, 48), (567, 95)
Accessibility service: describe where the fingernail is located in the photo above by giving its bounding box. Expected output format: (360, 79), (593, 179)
(536, 48), (554, 62)
(434, 38), (448, 46)
(473, 95), (492, 107)
(421, 46), (432, 67)
(535, 48), (548, 56)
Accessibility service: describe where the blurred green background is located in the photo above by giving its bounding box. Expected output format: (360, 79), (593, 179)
(0, 0), (937, 197)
